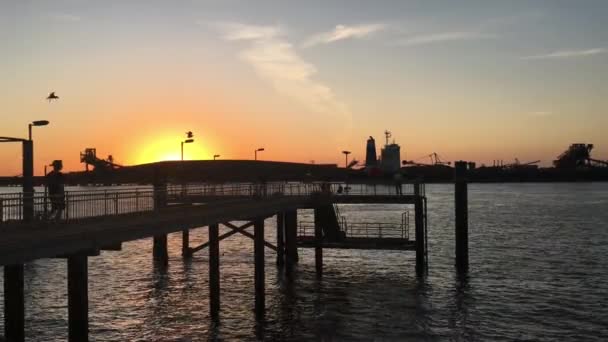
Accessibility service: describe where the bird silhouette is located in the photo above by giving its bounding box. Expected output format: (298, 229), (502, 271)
(46, 92), (59, 102)
(186, 131), (193, 138)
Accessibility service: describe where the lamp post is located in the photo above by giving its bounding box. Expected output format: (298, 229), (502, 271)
(255, 148), (264, 161)
(28, 120), (49, 141)
(213, 154), (220, 160)
(342, 150), (351, 168)
(181, 131), (194, 161)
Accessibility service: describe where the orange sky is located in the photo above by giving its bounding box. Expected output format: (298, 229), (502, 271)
(2, 1), (607, 175)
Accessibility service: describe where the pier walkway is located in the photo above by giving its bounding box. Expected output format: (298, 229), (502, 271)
(0, 181), (427, 342)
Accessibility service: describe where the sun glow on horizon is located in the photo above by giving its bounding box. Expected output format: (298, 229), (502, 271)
(130, 135), (211, 165)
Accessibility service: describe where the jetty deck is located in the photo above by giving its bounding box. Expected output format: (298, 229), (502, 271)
(0, 180), (431, 342)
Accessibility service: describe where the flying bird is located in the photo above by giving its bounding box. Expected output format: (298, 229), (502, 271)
(46, 92), (59, 102)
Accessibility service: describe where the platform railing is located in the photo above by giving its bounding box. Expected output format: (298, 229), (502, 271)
(298, 211), (410, 240)
(0, 182), (423, 223)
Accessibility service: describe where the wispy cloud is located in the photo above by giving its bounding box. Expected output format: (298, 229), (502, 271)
(522, 48), (606, 60)
(214, 22), (349, 119)
(302, 23), (386, 48)
(395, 31), (496, 47)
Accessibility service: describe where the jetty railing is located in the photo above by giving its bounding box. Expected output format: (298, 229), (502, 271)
(298, 211), (410, 240)
(0, 182), (422, 223)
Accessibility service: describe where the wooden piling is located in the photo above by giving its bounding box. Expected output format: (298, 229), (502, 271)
(4, 264), (25, 342)
(153, 235), (168, 266)
(414, 183), (426, 276)
(276, 212), (285, 266)
(208, 224), (220, 321)
(313, 208), (323, 277)
(152, 169), (169, 265)
(68, 255), (88, 342)
(254, 219), (265, 319)
(284, 210), (299, 270)
(182, 229), (191, 257)
(454, 161), (469, 273)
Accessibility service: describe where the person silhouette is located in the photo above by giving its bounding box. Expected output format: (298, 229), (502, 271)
(46, 160), (65, 220)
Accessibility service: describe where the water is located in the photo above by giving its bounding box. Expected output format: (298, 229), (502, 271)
(1, 183), (608, 341)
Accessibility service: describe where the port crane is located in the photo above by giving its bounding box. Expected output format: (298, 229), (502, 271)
(428, 153), (451, 166)
(553, 144), (608, 168)
(505, 159), (541, 168)
(80, 148), (123, 172)
(402, 152), (451, 167)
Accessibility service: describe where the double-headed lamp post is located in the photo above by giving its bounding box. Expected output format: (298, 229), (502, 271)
(181, 131), (194, 161)
(342, 150), (351, 168)
(255, 148), (264, 161)
(1, 121), (50, 222)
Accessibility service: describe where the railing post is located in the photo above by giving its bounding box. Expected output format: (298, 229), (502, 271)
(114, 193), (118, 215)
(103, 190), (108, 215)
(65, 192), (70, 221)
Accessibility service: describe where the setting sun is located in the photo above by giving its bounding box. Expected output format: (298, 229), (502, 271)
(131, 134), (210, 164)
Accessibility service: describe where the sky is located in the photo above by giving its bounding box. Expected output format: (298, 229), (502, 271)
(1, 0), (607, 175)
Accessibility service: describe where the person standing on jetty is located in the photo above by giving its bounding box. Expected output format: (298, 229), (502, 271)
(394, 172), (403, 195)
(46, 160), (65, 221)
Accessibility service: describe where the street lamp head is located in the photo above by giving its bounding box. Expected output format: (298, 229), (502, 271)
(257, 148), (265, 152)
(32, 120), (50, 126)
(342, 150), (351, 155)
(184, 139), (194, 144)
(214, 154), (220, 158)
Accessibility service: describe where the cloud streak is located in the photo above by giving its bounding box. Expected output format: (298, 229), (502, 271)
(215, 22), (349, 119)
(303, 24), (386, 47)
(395, 31), (496, 46)
(522, 48), (606, 60)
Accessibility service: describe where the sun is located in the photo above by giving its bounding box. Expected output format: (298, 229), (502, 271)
(131, 135), (210, 165)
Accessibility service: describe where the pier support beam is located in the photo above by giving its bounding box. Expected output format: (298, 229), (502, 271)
(313, 208), (323, 277)
(152, 168), (169, 266)
(153, 235), (168, 266)
(414, 183), (426, 276)
(208, 224), (220, 321)
(68, 255), (88, 342)
(276, 212), (285, 267)
(4, 264), (25, 342)
(284, 210), (299, 273)
(182, 229), (191, 258)
(254, 219), (265, 319)
(454, 161), (469, 274)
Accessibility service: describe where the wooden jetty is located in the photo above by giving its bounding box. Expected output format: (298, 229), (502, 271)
(0, 161), (470, 342)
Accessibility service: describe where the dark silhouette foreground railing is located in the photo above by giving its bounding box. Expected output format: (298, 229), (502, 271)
(0, 182), (423, 223)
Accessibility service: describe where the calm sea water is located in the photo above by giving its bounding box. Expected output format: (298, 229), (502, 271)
(1, 183), (607, 341)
